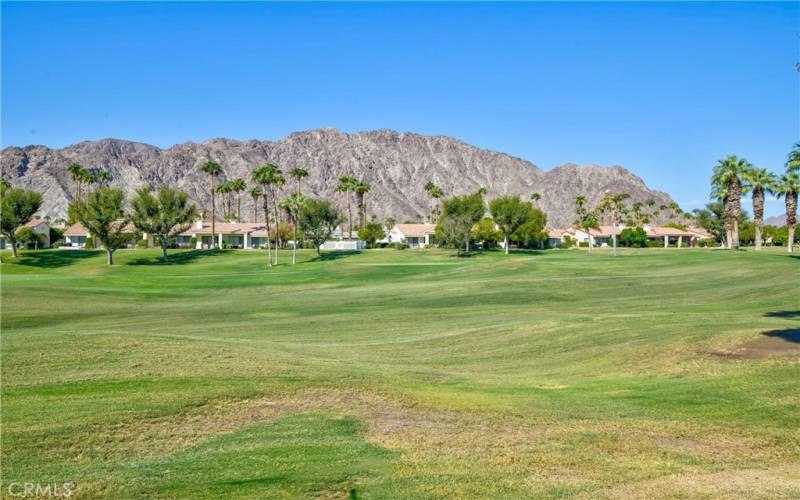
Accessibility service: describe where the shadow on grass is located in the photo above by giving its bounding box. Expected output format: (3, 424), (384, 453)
(12, 249), (100, 268)
(313, 250), (361, 261)
(215, 476), (287, 487)
(763, 328), (800, 343)
(127, 249), (228, 266)
(765, 310), (800, 319)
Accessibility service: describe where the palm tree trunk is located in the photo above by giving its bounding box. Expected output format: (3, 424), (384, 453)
(292, 217), (298, 265)
(347, 193), (353, 239)
(272, 187), (280, 265)
(210, 175), (216, 248)
(237, 193), (242, 221)
(612, 223), (617, 257)
(787, 191), (797, 253)
(504, 233), (509, 255)
(754, 187), (764, 250)
(263, 191), (272, 267)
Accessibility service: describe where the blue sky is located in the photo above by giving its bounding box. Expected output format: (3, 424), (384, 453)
(2, 2), (798, 216)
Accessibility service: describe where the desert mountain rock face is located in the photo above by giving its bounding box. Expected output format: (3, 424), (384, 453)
(1, 128), (678, 227)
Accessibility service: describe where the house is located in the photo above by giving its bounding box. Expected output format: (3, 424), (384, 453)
(686, 226), (715, 244)
(645, 226), (695, 248)
(546, 228), (574, 248)
(63, 222), (139, 248)
(387, 223), (436, 248)
(1, 219), (51, 249)
(177, 220), (270, 249)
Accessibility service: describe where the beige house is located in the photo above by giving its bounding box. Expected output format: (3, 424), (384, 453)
(551, 224), (712, 248)
(177, 221), (270, 249)
(63, 222), (138, 248)
(387, 223), (436, 248)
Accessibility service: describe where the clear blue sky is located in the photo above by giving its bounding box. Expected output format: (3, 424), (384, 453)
(2, 2), (798, 216)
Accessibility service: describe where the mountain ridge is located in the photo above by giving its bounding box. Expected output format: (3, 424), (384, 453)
(1, 128), (679, 227)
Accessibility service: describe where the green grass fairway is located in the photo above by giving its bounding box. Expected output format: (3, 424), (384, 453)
(2, 247), (799, 498)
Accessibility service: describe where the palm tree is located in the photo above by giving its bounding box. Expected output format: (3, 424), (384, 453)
(776, 172), (799, 253)
(230, 178), (246, 221)
(595, 192), (629, 256)
(711, 155), (751, 249)
(336, 175), (356, 238)
(530, 192), (541, 204)
(786, 142), (800, 174)
(216, 181), (232, 218)
(353, 180), (371, 229)
(249, 186), (263, 222)
(252, 164), (279, 266)
(743, 166), (778, 250)
(271, 173), (286, 260)
(94, 170), (111, 188)
(200, 161), (222, 248)
(289, 168), (309, 196)
(279, 193), (308, 265)
(574, 195), (599, 253)
(67, 163), (86, 203)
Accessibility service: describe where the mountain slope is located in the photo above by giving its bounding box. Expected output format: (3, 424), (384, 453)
(0, 128), (678, 227)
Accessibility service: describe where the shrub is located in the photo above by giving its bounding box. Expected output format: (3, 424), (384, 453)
(390, 242), (408, 250)
(221, 242), (230, 249)
(136, 239), (148, 249)
(189, 236), (197, 247)
(84, 236), (95, 249)
(578, 241), (589, 248)
(562, 235), (577, 248)
(619, 227), (647, 248)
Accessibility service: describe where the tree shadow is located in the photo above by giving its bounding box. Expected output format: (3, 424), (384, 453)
(313, 250), (361, 261)
(11, 249), (100, 268)
(127, 249), (228, 266)
(764, 311), (800, 319)
(762, 328), (800, 343)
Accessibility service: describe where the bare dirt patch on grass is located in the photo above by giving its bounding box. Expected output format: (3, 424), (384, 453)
(701, 329), (800, 360)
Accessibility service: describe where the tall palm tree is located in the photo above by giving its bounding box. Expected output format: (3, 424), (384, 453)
(530, 192), (541, 204)
(776, 172), (799, 253)
(574, 195), (598, 253)
(67, 163), (86, 203)
(271, 173), (286, 260)
(786, 142), (800, 174)
(353, 180), (371, 229)
(743, 166), (778, 250)
(200, 161), (222, 248)
(424, 182), (445, 223)
(336, 175), (356, 238)
(216, 181), (232, 218)
(595, 192), (629, 256)
(249, 186), (263, 222)
(252, 164), (277, 266)
(711, 155), (751, 249)
(279, 193), (308, 265)
(94, 170), (110, 188)
(289, 168), (309, 196)
(230, 178), (246, 221)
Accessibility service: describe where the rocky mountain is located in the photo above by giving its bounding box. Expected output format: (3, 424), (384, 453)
(765, 214), (786, 227)
(1, 128), (679, 228)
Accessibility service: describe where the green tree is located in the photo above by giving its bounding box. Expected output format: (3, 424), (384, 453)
(75, 187), (130, 265)
(279, 193), (308, 264)
(0, 178), (11, 193)
(425, 182), (444, 223)
(15, 226), (45, 250)
(619, 227), (647, 248)
(511, 207), (547, 249)
(130, 187), (198, 261)
(471, 217), (501, 249)
(289, 168), (309, 196)
(358, 219), (386, 248)
(67, 163), (87, 204)
(530, 192), (541, 204)
(249, 186), (263, 222)
(230, 178), (246, 221)
(199, 161), (222, 247)
(786, 142), (800, 174)
(574, 195), (599, 252)
(252, 164), (281, 266)
(353, 180), (371, 229)
(489, 195), (534, 254)
(711, 155), (751, 249)
(336, 175), (357, 238)
(0, 187), (42, 258)
(271, 173), (286, 258)
(742, 167), (778, 250)
(775, 172), (799, 253)
(435, 190), (485, 254)
(298, 198), (342, 257)
(595, 192), (630, 256)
